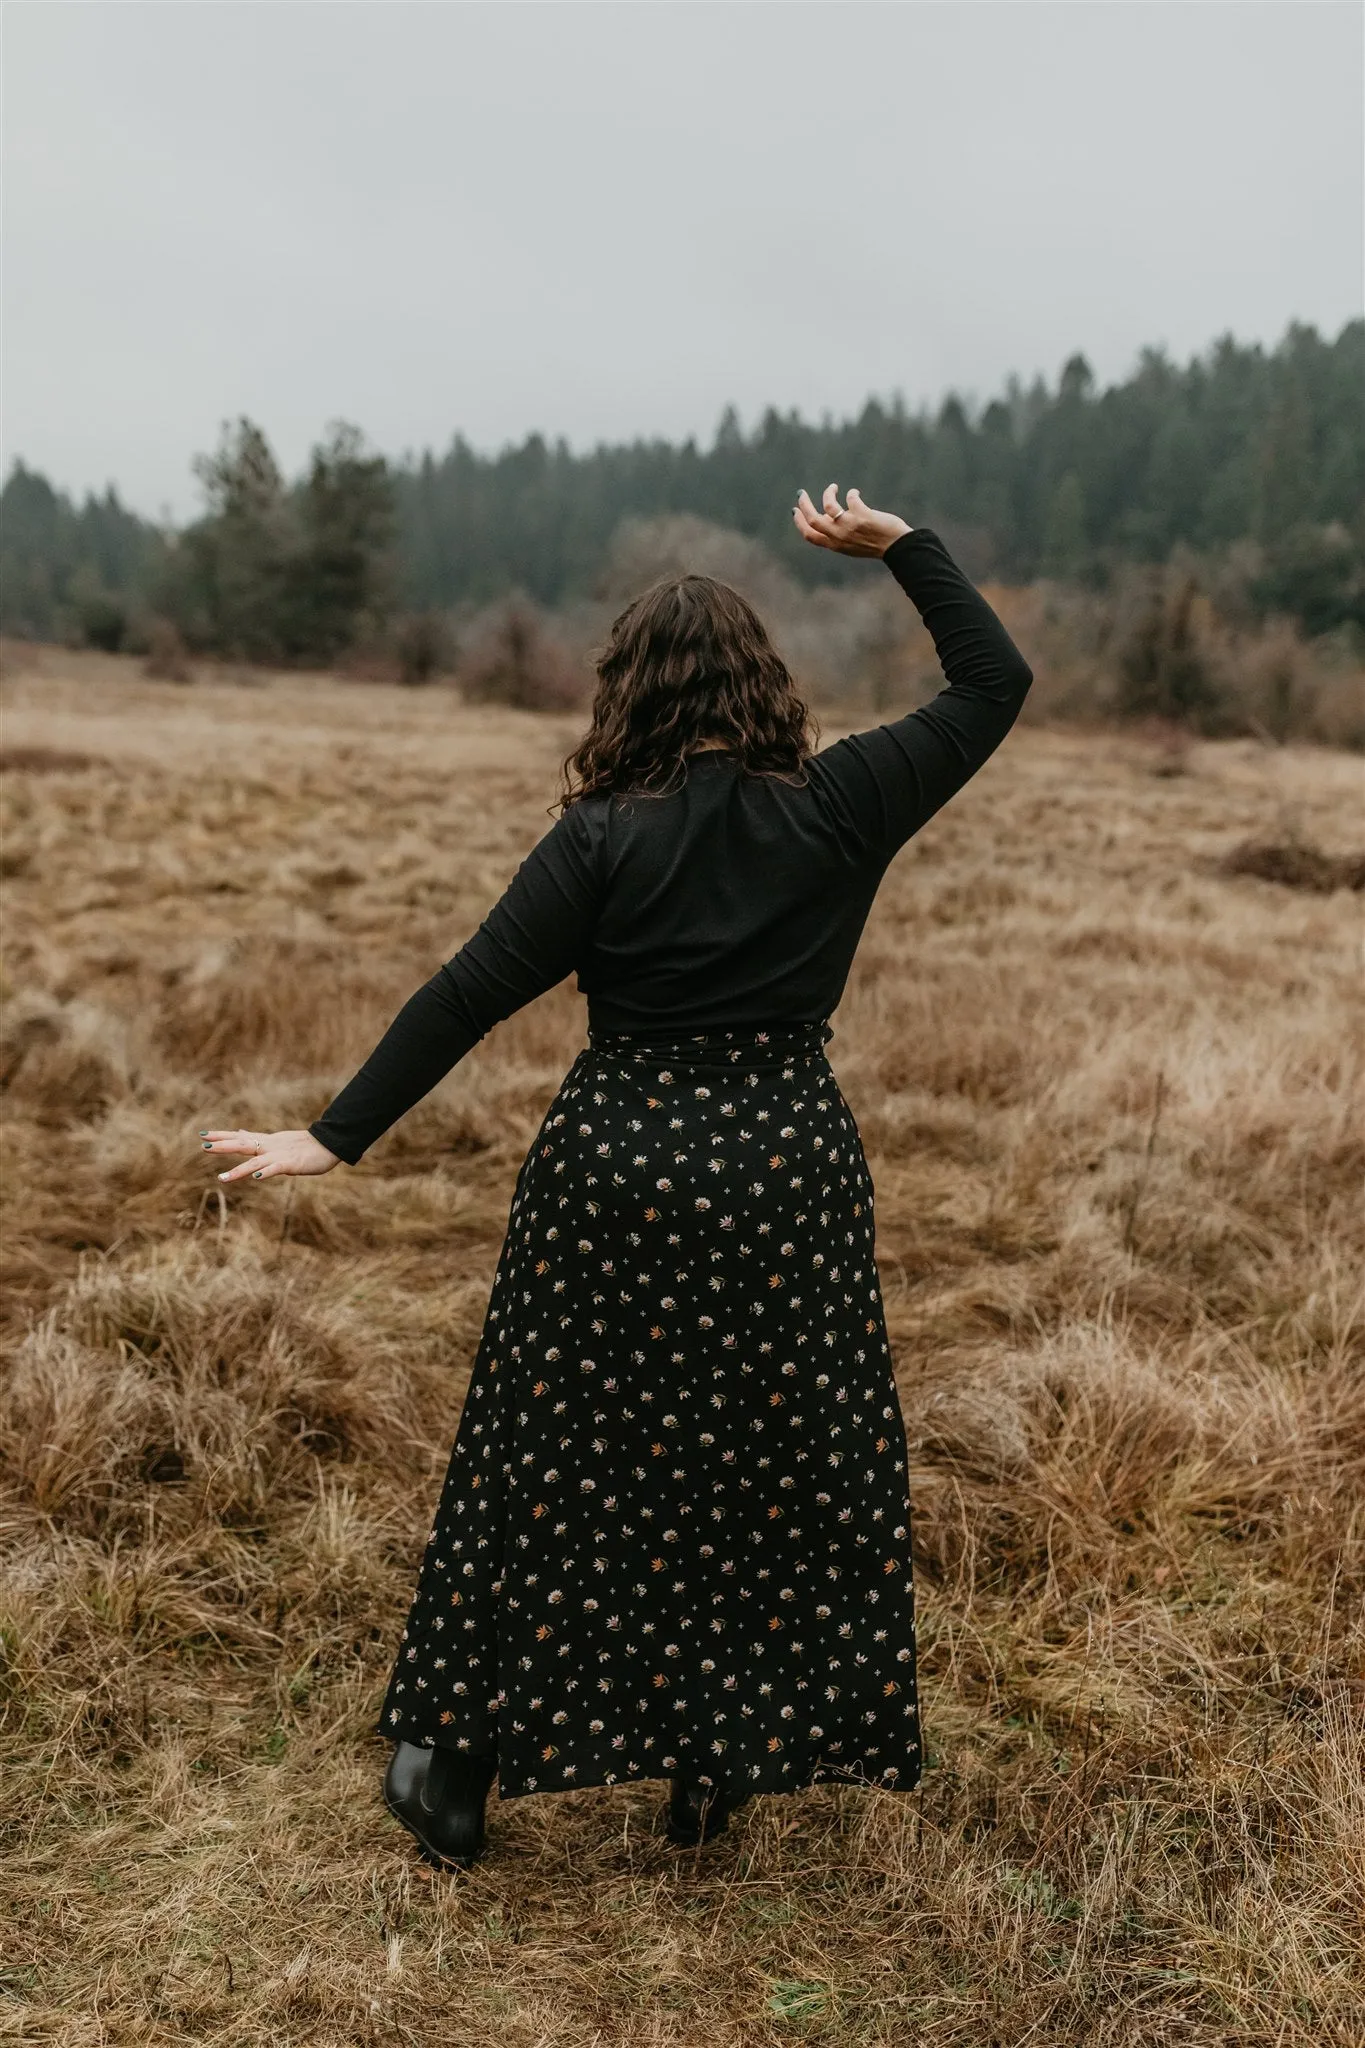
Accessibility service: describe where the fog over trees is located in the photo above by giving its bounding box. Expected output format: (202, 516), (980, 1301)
(2, 319), (1361, 663)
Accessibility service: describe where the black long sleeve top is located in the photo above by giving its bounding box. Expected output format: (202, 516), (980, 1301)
(309, 528), (1033, 1164)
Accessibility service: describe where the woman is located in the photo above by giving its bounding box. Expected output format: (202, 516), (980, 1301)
(201, 485), (1033, 1867)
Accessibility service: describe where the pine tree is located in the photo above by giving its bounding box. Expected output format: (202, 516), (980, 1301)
(1043, 473), (1087, 577)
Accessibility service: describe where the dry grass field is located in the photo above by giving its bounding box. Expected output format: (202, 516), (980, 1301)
(2, 645), (1362, 2047)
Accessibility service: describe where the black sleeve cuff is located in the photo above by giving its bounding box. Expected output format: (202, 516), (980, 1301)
(307, 1120), (364, 1166)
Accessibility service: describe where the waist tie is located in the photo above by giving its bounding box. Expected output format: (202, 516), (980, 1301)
(586, 1020), (833, 1070)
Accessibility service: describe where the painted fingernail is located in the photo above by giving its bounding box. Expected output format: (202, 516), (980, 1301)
(252, 1171), (263, 1180)
(202, 1142), (213, 1150)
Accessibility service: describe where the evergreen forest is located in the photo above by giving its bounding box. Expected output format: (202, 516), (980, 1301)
(2, 319), (1361, 664)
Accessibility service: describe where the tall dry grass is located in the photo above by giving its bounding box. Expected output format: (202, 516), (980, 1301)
(2, 646), (1362, 2045)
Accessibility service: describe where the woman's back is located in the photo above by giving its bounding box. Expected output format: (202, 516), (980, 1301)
(568, 750), (884, 1033)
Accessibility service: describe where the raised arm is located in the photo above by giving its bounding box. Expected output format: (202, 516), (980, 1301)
(794, 486), (1034, 862)
(202, 802), (602, 1179)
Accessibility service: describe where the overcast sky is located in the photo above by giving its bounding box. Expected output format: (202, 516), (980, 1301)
(3, 1), (1361, 522)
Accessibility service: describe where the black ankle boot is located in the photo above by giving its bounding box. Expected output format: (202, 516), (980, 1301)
(384, 1740), (498, 1869)
(665, 1774), (749, 1846)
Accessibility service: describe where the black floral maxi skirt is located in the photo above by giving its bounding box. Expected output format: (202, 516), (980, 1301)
(378, 1023), (922, 1802)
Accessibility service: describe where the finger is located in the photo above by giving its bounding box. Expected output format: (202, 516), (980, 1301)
(796, 488), (841, 538)
(793, 504), (836, 550)
(217, 1157), (267, 1183)
(822, 483), (845, 521)
(219, 1152), (293, 1183)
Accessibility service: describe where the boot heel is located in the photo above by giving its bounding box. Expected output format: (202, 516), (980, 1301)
(665, 1775), (748, 1846)
(384, 1741), (498, 1869)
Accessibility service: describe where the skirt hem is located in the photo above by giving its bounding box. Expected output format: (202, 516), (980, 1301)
(377, 1714), (923, 1806)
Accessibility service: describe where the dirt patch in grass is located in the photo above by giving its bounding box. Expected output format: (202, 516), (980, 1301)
(1, 743), (101, 774)
(1218, 835), (1365, 892)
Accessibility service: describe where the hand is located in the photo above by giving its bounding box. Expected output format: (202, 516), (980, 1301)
(199, 1127), (341, 1183)
(793, 484), (911, 558)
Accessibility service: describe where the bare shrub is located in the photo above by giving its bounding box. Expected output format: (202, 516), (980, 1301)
(458, 597), (586, 710)
(599, 512), (801, 613)
(142, 618), (194, 683)
(393, 608), (455, 686)
(1111, 569), (1224, 727)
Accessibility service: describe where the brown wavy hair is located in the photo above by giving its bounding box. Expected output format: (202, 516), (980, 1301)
(557, 575), (814, 808)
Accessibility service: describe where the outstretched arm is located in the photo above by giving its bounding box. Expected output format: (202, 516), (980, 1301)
(794, 485), (1034, 862)
(203, 803), (601, 1178)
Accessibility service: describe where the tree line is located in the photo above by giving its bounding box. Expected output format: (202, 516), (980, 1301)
(2, 317), (1361, 662)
